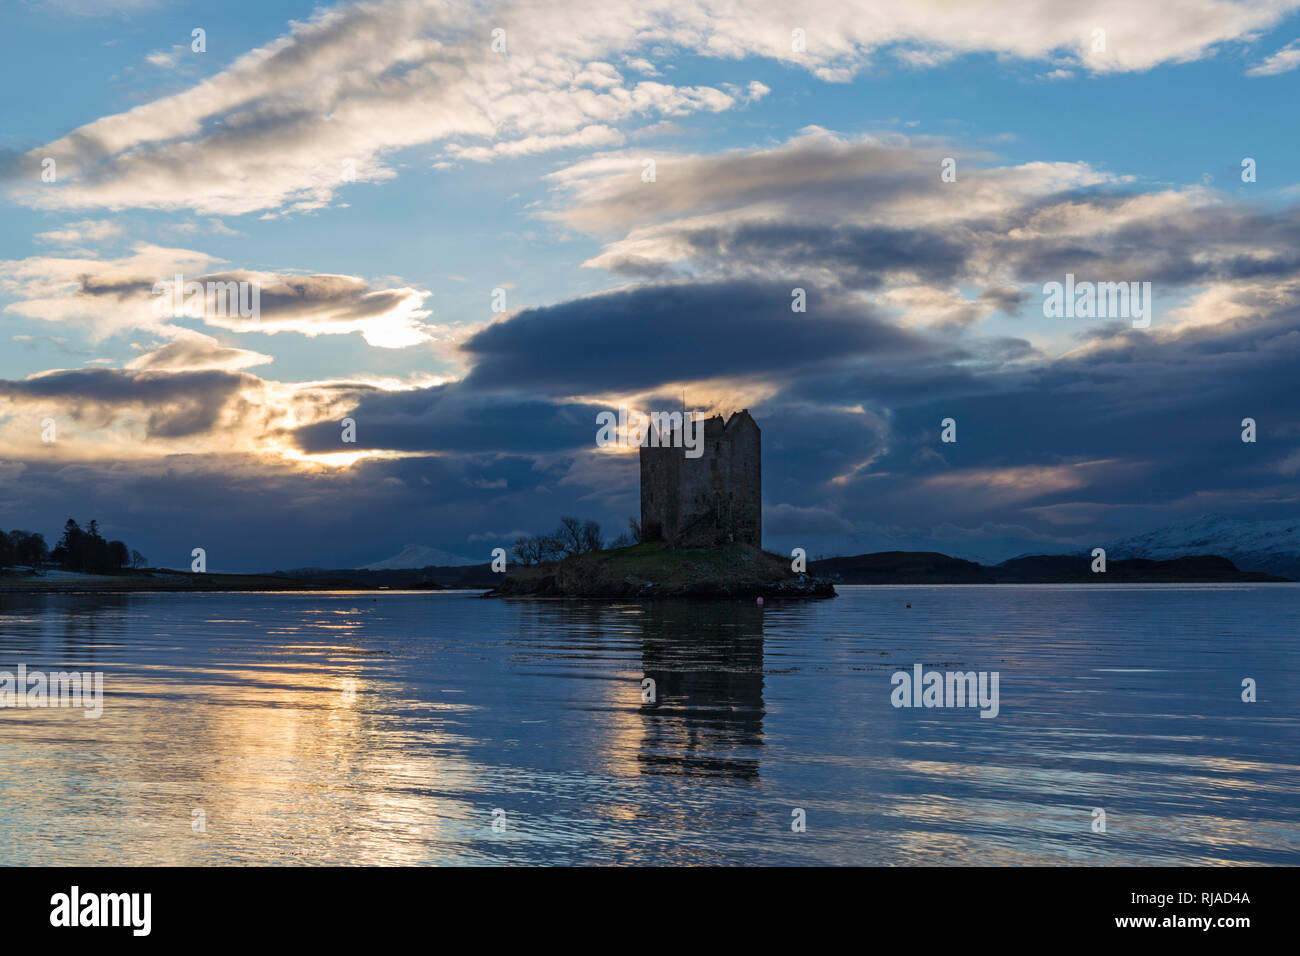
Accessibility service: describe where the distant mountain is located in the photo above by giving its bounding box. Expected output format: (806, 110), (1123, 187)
(362, 544), (479, 570)
(992, 554), (1285, 583)
(1107, 514), (1300, 580)
(810, 551), (993, 584)
(808, 550), (1288, 584)
(273, 546), (1286, 590)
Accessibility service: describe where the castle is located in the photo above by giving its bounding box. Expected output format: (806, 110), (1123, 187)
(640, 410), (761, 548)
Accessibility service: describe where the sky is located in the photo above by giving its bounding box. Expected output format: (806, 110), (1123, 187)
(1, 0), (1299, 571)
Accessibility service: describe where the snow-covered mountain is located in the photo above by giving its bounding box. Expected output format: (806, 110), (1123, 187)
(1108, 514), (1300, 580)
(362, 544), (480, 570)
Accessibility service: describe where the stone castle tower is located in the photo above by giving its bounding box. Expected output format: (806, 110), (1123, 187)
(640, 410), (761, 548)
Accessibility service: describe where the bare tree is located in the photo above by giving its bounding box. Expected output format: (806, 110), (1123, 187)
(556, 517), (584, 557)
(511, 519), (605, 565)
(512, 536), (541, 565)
(536, 533), (564, 562)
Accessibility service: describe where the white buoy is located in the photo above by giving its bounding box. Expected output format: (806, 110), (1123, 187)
(756, 596), (764, 605)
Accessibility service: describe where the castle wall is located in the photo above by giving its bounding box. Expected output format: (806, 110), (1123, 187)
(639, 442), (680, 542)
(727, 416), (761, 546)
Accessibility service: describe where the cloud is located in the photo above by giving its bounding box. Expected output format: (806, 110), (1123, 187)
(764, 502), (855, 535)
(459, 279), (933, 395)
(0, 245), (444, 348)
(159, 272), (441, 349)
(144, 49), (179, 69)
(3, 0), (755, 215)
(0, 243), (215, 341)
(545, 130), (1300, 343)
(1247, 38), (1300, 75)
(922, 460), (1140, 504)
(0, 366), (254, 441)
(0, 361), (385, 463)
(290, 384), (606, 455)
(125, 330), (274, 372)
(8, 0), (1293, 215)
(546, 129), (1117, 258)
(445, 124), (626, 162)
(35, 219), (123, 245)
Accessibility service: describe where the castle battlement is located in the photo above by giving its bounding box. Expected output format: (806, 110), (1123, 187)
(640, 409), (761, 548)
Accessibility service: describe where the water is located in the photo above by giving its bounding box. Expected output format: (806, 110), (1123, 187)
(1, 585), (1297, 865)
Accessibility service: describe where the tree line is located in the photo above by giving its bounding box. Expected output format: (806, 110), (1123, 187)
(511, 516), (641, 565)
(0, 519), (147, 573)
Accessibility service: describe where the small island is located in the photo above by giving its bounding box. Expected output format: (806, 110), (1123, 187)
(486, 540), (835, 600)
(488, 411), (836, 600)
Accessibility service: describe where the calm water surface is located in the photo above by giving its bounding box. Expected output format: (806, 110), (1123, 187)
(1, 585), (1297, 865)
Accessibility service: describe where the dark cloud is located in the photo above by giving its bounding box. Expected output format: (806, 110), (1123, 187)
(292, 384), (605, 455)
(643, 223), (971, 288)
(77, 275), (157, 299)
(460, 280), (933, 393)
(0, 367), (250, 438)
(206, 273), (415, 323)
(981, 195), (1300, 289)
(979, 286), (1029, 314)
(764, 502), (855, 535)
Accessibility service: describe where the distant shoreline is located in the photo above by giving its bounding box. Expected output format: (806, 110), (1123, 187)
(0, 571), (384, 593)
(808, 552), (1290, 585)
(1, 549), (1287, 595)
